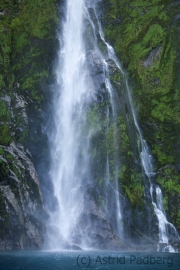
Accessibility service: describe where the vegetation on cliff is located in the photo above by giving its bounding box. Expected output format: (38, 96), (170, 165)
(100, 0), (180, 228)
(0, 0), (58, 249)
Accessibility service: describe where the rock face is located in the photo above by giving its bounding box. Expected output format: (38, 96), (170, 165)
(69, 184), (128, 250)
(142, 47), (162, 68)
(0, 90), (49, 249)
(86, 51), (105, 92)
(0, 141), (49, 250)
(0, 0), (58, 249)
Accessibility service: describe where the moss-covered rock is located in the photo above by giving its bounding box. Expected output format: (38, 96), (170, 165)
(100, 0), (180, 229)
(0, 0), (58, 249)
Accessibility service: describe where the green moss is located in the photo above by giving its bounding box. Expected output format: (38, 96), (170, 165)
(121, 169), (144, 208)
(0, 0), (59, 157)
(1, 0), (57, 239)
(102, 3), (180, 151)
(0, 20), (12, 90)
(0, 100), (11, 122)
(0, 123), (11, 145)
(86, 105), (101, 128)
(100, 0), (180, 221)
(10, 0), (58, 51)
(6, 0), (59, 124)
(0, 146), (4, 155)
(156, 166), (180, 227)
(124, 183), (144, 207)
(152, 144), (174, 166)
(18, 129), (28, 144)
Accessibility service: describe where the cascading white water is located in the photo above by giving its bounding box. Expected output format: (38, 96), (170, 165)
(49, 0), (92, 247)
(91, 3), (180, 250)
(104, 71), (123, 237)
(141, 141), (179, 251)
(84, 3), (124, 239)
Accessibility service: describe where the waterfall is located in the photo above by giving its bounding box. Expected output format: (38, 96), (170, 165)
(48, 0), (179, 251)
(49, 0), (92, 247)
(48, 0), (127, 249)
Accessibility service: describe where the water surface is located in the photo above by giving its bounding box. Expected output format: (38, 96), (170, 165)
(0, 250), (179, 270)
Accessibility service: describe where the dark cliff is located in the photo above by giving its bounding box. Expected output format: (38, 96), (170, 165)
(0, 0), (58, 249)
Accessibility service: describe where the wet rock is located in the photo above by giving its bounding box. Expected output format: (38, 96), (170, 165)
(154, 78), (160, 84)
(168, 235), (180, 252)
(13, 93), (28, 124)
(86, 50), (104, 75)
(106, 59), (118, 73)
(171, 240), (180, 252)
(86, 51), (106, 101)
(158, 243), (169, 251)
(1, 95), (11, 107)
(72, 184), (129, 250)
(0, 10), (6, 16)
(25, 220), (42, 247)
(143, 47), (162, 68)
(0, 142), (49, 250)
(1, 186), (24, 224)
(175, 14), (180, 21)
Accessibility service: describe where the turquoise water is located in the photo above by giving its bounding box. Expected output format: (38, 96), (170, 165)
(0, 251), (179, 270)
